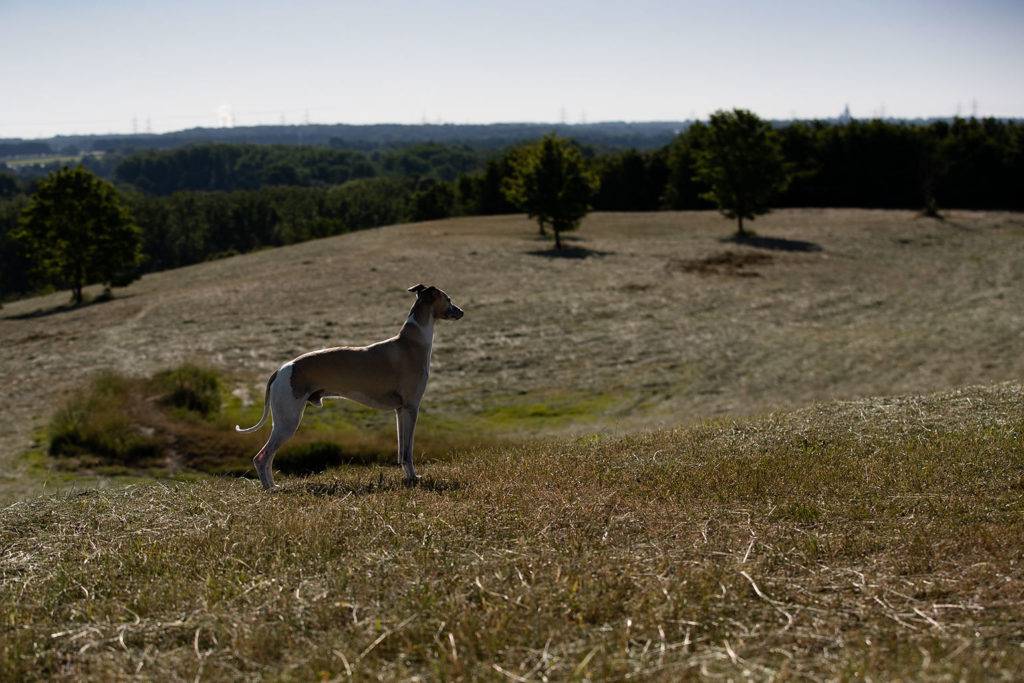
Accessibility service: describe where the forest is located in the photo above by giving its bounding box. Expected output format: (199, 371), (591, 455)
(2, 116), (1022, 300)
(1, 121), (687, 157)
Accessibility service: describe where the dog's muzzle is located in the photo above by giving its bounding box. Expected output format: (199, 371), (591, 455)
(447, 305), (464, 320)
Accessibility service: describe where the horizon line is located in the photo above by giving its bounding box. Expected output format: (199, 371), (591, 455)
(6, 114), (1024, 144)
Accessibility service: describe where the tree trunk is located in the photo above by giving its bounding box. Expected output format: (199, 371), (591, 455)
(554, 228), (562, 250)
(72, 266), (84, 305)
(736, 214), (746, 238)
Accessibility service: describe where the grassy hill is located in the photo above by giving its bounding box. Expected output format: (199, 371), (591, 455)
(1, 209), (1023, 677)
(2, 383), (1022, 679)
(3, 210), (1023, 482)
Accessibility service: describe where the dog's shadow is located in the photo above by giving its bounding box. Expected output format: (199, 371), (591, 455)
(291, 473), (462, 498)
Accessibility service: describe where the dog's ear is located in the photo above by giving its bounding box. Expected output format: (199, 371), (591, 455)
(408, 284), (427, 294)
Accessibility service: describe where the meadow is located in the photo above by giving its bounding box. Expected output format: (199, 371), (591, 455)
(1, 209), (1023, 679)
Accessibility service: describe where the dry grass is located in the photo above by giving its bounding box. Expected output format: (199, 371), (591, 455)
(2, 208), (1024, 678)
(1, 382), (1022, 680)
(3, 209), (1024, 499)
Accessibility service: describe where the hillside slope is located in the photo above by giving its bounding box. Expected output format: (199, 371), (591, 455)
(2, 382), (1022, 679)
(2, 209), (1023, 497)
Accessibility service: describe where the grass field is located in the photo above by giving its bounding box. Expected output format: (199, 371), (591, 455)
(3, 209), (1024, 487)
(2, 209), (1024, 678)
(2, 384), (1022, 679)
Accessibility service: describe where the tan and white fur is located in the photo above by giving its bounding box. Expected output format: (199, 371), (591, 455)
(236, 284), (464, 489)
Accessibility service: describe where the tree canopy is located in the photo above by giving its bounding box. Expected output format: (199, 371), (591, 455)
(17, 166), (142, 304)
(502, 134), (599, 249)
(693, 109), (790, 236)
(3, 117), (1023, 301)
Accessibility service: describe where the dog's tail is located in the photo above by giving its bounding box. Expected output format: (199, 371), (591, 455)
(235, 370), (278, 433)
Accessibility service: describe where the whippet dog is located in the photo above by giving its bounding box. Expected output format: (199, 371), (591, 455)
(236, 284), (464, 489)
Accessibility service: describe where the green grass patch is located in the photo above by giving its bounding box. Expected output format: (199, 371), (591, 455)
(476, 389), (622, 430)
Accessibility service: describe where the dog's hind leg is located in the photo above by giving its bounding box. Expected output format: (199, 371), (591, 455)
(254, 406), (303, 489)
(253, 377), (306, 490)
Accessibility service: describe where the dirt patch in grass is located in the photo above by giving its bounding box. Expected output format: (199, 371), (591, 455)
(666, 250), (774, 276)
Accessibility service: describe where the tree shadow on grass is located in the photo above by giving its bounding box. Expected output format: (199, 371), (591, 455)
(3, 291), (132, 320)
(721, 233), (823, 252)
(293, 472), (462, 497)
(527, 246), (614, 259)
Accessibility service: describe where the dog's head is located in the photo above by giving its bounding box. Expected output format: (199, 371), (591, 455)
(408, 284), (464, 320)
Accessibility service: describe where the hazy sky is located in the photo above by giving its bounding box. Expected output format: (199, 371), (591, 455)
(2, 0), (1023, 139)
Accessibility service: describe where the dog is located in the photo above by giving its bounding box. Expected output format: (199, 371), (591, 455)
(236, 284), (464, 489)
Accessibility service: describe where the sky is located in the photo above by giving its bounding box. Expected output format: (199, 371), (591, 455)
(2, 0), (1023, 140)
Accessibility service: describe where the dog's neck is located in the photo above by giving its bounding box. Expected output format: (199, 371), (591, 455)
(401, 299), (435, 345)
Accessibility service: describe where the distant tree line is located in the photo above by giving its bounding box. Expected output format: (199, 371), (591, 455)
(0, 141), (53, 158)
(110, 142), (497, 195)
(29, 121), (686, 155)
(772, 118), (1024, 210)
(126, 179), (409, 271)
(2, 117), (1022, 301)
(643, 117), (1024, 213)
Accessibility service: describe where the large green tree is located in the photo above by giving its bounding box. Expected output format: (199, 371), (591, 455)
(693, 109), (789, 237)
(18, 166), (141, 304)
(502, 133), (599, 249)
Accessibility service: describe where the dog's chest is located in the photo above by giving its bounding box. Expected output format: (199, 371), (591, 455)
(417, 346), (432, 390)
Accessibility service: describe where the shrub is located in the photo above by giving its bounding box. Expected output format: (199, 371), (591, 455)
(157, 363), (221, 417)
(275, 441), (346, 475)
(46, 364), (227, 470)
(47, 371), (161, 465)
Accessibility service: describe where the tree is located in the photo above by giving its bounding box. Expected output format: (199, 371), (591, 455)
(593, 148), (670, 211)
(0, 170), (20, 199)
(693, 109), (789, 237)
(17, 166), (142, 304)
(502, 133), (599, 249)
(409, 180), (455, 222)
(661, 123), (715, 210)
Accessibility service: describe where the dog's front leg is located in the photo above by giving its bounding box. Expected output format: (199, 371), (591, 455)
(396, 405), (419, 482)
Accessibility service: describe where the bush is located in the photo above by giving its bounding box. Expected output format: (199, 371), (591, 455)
(47, 364), (227, 471)
(47, 371), (161, 465)
(157, 363), (221, 417)
(275, 441), (346, 475)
